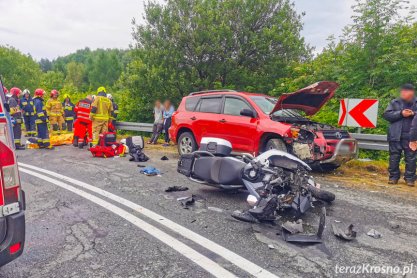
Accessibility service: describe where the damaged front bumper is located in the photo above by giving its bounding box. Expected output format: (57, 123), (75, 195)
(321, 138), (358, 165)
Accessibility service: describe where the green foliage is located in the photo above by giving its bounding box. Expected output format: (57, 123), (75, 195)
(120, 0), (310, 120)
(274, 0), (417, 135)
(0, 46), (42, 90)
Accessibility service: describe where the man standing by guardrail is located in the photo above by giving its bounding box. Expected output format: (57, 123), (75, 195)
(383, 84), (416, 187)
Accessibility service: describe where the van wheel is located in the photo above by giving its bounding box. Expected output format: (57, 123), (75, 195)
(265, 138), (287, 152)
(178, 132), (197, 155)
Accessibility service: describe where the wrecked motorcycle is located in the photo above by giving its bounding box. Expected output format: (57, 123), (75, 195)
(177, 138), (335, 222)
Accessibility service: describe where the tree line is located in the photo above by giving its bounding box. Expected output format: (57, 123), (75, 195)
(1, 0), (416, 133)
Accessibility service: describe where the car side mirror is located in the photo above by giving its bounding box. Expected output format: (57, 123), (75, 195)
(240, 108), (255, 118)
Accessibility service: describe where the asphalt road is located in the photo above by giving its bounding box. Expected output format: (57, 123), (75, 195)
(1, 145), (416, 277)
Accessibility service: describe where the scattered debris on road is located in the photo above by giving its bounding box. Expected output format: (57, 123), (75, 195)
(140, 166), (161, 176)
(281, 219), (304, 235)
(177, 195), (195, 208)
(161, 156), (169, 160)
(332, 222), (357, 241)
(207, 206), (223, 213)
(367, 229), (382, 239)
(268, 244), (275, 249)
(165, 186), (189, 192)
(282, 208), (326, 244)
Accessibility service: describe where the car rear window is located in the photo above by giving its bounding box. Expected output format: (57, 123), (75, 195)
(185, 96), (200, 111)
(197, 97), (222, 113)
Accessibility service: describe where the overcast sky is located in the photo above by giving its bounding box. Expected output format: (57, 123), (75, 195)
(0, 0), (357, 60)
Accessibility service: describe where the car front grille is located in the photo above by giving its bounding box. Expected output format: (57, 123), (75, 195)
(322, 130), (350, 140)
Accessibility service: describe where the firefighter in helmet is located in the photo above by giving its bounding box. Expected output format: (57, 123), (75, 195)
(62, 94), (75, 132)
(45, 89), (65, 134)
(90, 87), (113, 145)
(33, 89), (52, 148)
(20, 89), (36, 137)
(73, 95), (93, 148)
(8, 87), (24, 149)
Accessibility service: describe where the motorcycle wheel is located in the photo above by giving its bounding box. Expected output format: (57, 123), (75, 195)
(307, 184), (336, 202)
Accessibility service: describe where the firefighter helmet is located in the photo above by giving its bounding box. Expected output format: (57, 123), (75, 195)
(106, 93), (113, 100)
(23, 89), (31, 96)
(97, 86), (106, 94)
(34, 88), (46, 97)
(50, 89), (59, 98)
(10, 87), (22, 97)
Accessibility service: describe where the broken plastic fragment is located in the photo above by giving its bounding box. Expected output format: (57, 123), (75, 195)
(332, 223), (357, 241)
(367, 229), (382, 239)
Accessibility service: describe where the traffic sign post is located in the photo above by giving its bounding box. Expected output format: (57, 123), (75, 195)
(338, 98), (379, 128)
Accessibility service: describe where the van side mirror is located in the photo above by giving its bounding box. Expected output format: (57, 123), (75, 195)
(240, 108), (255, 118)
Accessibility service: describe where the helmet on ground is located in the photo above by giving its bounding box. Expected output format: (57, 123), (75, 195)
(50, 89), (59, 98)
(10, 87), (22, 97)
(34, 88), (46, 97)
(23, 89), (31, 96)
(106, 93), (113, 100)
(97, 86), (106, 94)
(3, 86), (8, 93)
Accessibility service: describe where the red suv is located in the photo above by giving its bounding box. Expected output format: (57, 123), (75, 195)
(169, 81), (357, 171)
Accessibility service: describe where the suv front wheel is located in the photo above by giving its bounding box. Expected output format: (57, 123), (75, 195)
(265, 138), (287, 153)
(178, 132), (197, 155)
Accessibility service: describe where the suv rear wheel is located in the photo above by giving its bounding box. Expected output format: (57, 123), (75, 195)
(265, 138), (287, 152)
(178, 132), (197, 155)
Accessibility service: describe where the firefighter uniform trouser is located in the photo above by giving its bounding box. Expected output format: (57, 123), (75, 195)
(13, 121), (22, 147)
(74, 120), (92, 144)
(66, 119), (74, 132)
(36, 122), (50, 148)
(92, 120), (108, 145)
(49, 115), (65, 132)
(24, 115), (36, 136)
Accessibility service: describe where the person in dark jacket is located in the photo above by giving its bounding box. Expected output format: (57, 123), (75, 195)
(383, 84), (417, 186)
(62, 94), (75, 132)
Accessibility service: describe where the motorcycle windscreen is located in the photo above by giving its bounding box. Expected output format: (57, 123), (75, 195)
(270, 81), (339, 116)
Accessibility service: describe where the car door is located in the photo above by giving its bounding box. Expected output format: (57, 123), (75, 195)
(191, 96), (224, 144)
(220, 96), (258, 152)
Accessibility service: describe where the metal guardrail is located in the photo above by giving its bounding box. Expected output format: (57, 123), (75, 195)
(350, 133), (388, 151)
(116, 122), (389, 151)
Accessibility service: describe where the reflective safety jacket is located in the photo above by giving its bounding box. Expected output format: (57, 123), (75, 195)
(45, 98), (64, 117)
(8, 96), (22, 121)
(63, 100), (76, 121)
(91, 94), (113, 121)
(34, 97), (48, 124)
(75, 98), (92, 123)
(20, 96), (35, 116)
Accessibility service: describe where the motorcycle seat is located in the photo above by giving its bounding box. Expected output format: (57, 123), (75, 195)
(193, 157), (245, 185)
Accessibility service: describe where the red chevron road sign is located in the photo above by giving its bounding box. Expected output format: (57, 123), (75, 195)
(338, 99), (379, 128)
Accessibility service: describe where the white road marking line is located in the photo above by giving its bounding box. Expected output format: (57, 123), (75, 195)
(19, 168), (236, 278)
(19, 162), (279, 278)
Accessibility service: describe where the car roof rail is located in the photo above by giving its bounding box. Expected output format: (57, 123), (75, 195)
(189, 89), (237, 96)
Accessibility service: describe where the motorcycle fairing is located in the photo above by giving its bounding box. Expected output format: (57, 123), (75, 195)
(254, 150), (311, 171)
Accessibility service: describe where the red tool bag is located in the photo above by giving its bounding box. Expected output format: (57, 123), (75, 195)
(90, 132), (126, 158)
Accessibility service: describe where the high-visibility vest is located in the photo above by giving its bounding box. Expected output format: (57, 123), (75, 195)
(46, 99), (64, 117)
(91, 96), (113, 121)
(75, 98), (92, 122)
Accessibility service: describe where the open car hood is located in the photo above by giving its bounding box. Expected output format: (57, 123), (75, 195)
(271, 81), (339, 116)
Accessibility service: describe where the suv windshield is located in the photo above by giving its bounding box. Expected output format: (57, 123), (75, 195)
(250, 96), (304, 118)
